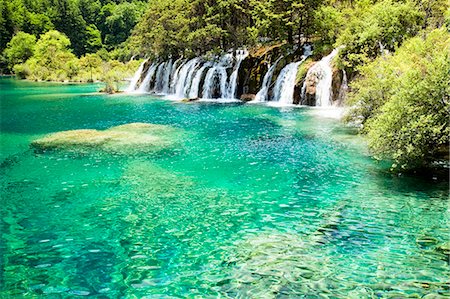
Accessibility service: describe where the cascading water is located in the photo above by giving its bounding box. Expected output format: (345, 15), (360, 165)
(272, 55), (309, 105)
(254, 57), (282, 102)
(126, 50), (249, 100)
(137, 62), (158, 93)
(272, 61), (302, 104)
(153, 62), (167, 93)
(126, 60), (146, 92)
(202, 54), (232, 99)
(170, 59), (186, 93)
(175, 58), (199, 97)
(302, 48), (340, 107)
(188, 62), (212, 99)
(271, 45), (312, 104)
(182, 60), (202, 97)
(225, 50), (248, 99)
(161, 59), (173, 94)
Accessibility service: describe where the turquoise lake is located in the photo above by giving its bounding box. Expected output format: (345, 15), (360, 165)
(1, 78), (449, 298)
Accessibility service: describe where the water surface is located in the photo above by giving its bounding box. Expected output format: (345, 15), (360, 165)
(1, 78), (448, 298)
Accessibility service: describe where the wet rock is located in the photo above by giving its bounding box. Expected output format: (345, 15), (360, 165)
(302, 68), (319, 106)
(181, 97), (200, 102)
(240, 94), (256, 102)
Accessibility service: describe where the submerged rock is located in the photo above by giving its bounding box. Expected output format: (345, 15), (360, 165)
(31, 123), (180, 154)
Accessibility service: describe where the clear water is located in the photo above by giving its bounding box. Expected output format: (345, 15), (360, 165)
(1, 78), (449, 298)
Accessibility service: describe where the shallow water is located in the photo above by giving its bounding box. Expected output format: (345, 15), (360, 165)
(1, 78), (449, 298)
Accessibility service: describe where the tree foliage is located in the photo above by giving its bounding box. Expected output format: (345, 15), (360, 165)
(0, 0), (146, 59)
(13, 30), (139, 82)
(346, 28), (450, 171)
(4, 32), (36, 68)
(335, 0), (424, 73)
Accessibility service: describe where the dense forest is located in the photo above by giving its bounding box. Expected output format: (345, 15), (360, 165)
(0, 0), (449, 171)
(0, 0), (146, 81)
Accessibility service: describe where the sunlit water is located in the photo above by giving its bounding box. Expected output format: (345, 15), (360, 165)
(1, 78), (448, 298)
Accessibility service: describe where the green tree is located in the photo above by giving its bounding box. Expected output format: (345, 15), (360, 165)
(85, 24), (103, 53)
(79, 53), (102, 81)
(336, 0), (424, 73)
(99, 1), (146, 50)
(46, 0), (88, 56)
(25, 30), (77, 80)
(4, 32), (37, 68)
(346, 28), (450, 171)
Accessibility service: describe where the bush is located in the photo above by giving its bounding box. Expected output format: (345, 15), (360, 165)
(335, 0), (423, 73)
(346, 28), (450, 171)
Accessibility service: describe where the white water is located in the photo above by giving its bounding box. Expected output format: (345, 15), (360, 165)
(161, 59), (173, 94)
(254, 57), (282, 102)
(202, 54), (233, 99)
(302, 48), (339, 107)
(188, 62), (212, 99)
(136, 63), (158, 93)
(170, 59), (186, 93)
(126, 50), (261, 101)
(154, 62), (167, 93)
(182, 60), (201, 97)
(271, 45), (312, 104)
(225, 50), (248, 99)
(175, 58), (199, 97)
(126, 60), (146, 92)
(272, 61), (301, 104)
(202, 67), (228, 99)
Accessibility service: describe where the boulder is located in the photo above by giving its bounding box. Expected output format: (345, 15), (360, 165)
(302, 70), (320, 106)
(181, 97), (200, 102)
(240, 94), (256, 102)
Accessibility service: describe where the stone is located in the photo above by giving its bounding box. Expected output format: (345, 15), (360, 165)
(181, 97), (200, 102)
(240, 94), (256, 102)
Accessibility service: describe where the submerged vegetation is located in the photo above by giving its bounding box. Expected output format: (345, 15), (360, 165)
(32, 123), (181, 154)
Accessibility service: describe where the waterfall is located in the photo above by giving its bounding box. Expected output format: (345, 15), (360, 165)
(254, 57), (282, 102)
(202, 54), (232, 99)
(202, 67), (228, 99)
(175, 58), (199, 97)
(271, 44), (313, 104)
(182, 60), (201, 97)
(225, 50), (248, 99)
(137, 62), (158, 93)
(170, 59), (186, 93)
(188, 62), (212, 99)
(126, 49), (249, 100)
(272, 56), (308, 105)
(302, 48), (339, 107)
(161, 59), (173, 94)
(154, 62), (167, 93)
(272, 61), (301, 104)
(126, 60), (146, 92)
